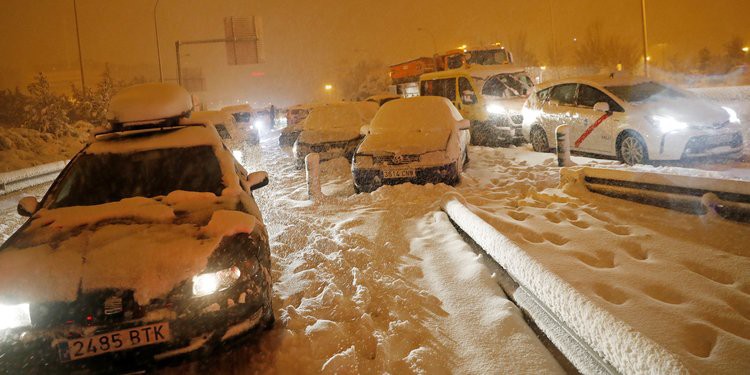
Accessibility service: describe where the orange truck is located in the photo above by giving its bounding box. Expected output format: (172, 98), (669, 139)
(389, 46), (514, 97)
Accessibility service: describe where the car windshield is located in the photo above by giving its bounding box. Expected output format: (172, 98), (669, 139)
(231, 112), (251, 123)
(481, 72), (534, 98)
(605, 82), (686, 103)
(46, 146), (224, 208)
(467, 49), (510, 65)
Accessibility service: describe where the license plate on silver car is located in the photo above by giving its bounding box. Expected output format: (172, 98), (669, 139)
(383, 169), (416, 179)
(58, 322), (171, 362)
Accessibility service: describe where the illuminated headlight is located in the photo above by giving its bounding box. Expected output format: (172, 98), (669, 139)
(0, 303), (31, 330)
(486, 104), (506, 115)
(192, 266), (241, 297)
(652, 115), (687, 132)
(722, 106), (741, 124)
(355, 154), (373, 167)
(253, 119), (266, 130)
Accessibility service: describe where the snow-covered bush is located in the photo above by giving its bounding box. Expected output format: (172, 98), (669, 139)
(0, 87), (29, 125)
(340, 60), (391, 101)
(22, 73), (71, 136)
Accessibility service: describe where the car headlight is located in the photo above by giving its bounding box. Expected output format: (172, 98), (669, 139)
(652, 115), (687, 132)
(192, 266), (241, 297)
(253, 119), (266, 130)
(722, 106), (741, 124)
(486, 104), (505, 115)
(0, 303), (31, 330)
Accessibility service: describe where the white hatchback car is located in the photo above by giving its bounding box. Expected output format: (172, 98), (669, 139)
(521, 75), (744, 165)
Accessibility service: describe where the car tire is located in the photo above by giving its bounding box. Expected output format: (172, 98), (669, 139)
(530, 126), (549, 153)
(618, 132), (649, 165)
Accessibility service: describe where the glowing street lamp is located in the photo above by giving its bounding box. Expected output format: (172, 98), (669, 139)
(324, 84), (333, 91)
(742, 46), (749, 53)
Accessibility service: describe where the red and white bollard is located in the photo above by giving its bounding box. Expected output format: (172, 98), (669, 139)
(305, 153), (322, 200)
(555, 124), (576, 167)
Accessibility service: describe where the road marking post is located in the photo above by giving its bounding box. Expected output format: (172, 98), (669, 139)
(305, 153), (322, 200)
(555, 124), (576, 167)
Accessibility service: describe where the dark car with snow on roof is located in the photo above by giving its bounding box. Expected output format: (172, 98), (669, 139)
(0, 83), (273, 372)
(352, 96), (470, 193)
(292, 101), (378, 169)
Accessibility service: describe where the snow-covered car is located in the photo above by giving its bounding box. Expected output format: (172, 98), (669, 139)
(365, 93), (401, 106)
(0, 83), (273, 371)
(188, 110), (246, 145)
(420, 65), (533, 147)
(292, 102), (378, 168)
(280, 103), (321, 146)
(221, 104), (260, 144)
(352, 96), (470, 193)
(522, 75), (744, 165)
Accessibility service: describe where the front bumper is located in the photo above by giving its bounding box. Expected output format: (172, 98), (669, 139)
(470, 119), (524, 147)
(650, 130), (744, 160)
(352, 162), (459, 193)
(294, 140), (359, 168)
(0, 282), (272, 372)
(279, 130), (301, 147)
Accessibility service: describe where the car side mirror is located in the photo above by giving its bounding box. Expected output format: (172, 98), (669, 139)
(17, 196), (39, 217)
(457, 119), (470, 130)
(247, 171), (269, 191)
(593, 102), (610, 113)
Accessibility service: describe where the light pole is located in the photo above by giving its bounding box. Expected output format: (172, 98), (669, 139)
(73, 0), (86, 90)
(154, 0), (164, 82)
(417, 27), (437, 55)
(641, 0), (649, 77)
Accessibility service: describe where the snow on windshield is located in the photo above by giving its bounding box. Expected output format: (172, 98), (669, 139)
(480, 72), (533, 98)
(303, 103), (373, 131)
(47, 146), (224, 208)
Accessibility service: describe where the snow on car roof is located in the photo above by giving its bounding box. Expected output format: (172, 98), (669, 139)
(303, 102), (375, 131)
(370, 96), (462, 133)
(538, 74), (654, 90)
(221, 104), (253, 114)
(421, 64), (527, 81)
(366, 93), (401, 101)
(106, 83), (193, 124)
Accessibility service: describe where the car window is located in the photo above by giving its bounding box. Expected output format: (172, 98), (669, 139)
(232, 112), (251, 123)
(605, 82), (686, 103)
(459, 77), (476, 104)
(481, 72), (534, 98)
(421, 78), (456, 101)
(536, 87), (551, 103)
(577, 84), (624, 112)
(549, 83), (577, 106)
(46, 146), (225, 208)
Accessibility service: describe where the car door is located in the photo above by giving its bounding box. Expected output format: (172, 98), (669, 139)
(457, 76), (480, 121)
(573, 84), (623, 154)
(543, 83), (578, 138)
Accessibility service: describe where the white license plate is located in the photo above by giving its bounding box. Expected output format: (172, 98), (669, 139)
(58, 322), (171, 362)
(383, 169), (416, 179)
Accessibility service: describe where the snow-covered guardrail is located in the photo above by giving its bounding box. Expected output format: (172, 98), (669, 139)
(441, 198), (685, 374)
(561, 167), (750, 222)
(0, 160), (67, 196)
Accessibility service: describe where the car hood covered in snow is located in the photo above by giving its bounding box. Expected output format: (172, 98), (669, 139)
(0, 191), (261, 306)
(358, 129), (451, 155)
(297, 128), (361, 145)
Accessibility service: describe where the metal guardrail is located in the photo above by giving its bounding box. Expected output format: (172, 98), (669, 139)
(0, 160), (66, 196)
(561, 167), (750, 222)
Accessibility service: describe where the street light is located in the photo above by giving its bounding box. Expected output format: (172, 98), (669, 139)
(641, 0), (650, 77)
(73, 0), (85, 90)
(324, 84), (333, 91)
(742, 46), (749, 53)
(154, 0), (163, 82)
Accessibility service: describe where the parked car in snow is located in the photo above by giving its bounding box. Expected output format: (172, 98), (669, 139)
(0, 83), (273, 371)
(280, 103), (322, 146)
(522, 75), (744, 165)
(365, 93), (401, 106)
(420, 65), (533, 147)
(292, 102), (378, 168)
(352, 96), (470, 193)
(188, 110), (246, 145)
(221, 104), (260, 144)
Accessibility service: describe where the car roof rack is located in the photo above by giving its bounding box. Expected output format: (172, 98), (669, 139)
(91, 114), (204, 141)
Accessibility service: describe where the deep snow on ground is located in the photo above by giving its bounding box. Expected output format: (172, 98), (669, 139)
(456, 146), (750, 374)
(0, 122), (92, 172)
(162, 139), (563, 374)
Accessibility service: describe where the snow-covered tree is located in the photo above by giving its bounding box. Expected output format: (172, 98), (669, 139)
(340, 60), (390, 101)
(509, 32), (538, 67)
(22, 73), (70, 136)
(0, 87), (29, 125)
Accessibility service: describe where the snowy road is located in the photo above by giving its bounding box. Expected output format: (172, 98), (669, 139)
(0, 131), (748, 373)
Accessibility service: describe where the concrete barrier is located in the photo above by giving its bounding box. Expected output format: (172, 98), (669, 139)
(305, 153), (321, 200)
(0, 160), (67, 196)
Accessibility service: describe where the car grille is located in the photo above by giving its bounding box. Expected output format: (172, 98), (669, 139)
(309, 140), (350, 153)
(30, 289), (143, 328)
(684, 132), (742, 154)
(510, 114), (523, 125)
(373, 154), (420, 165)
